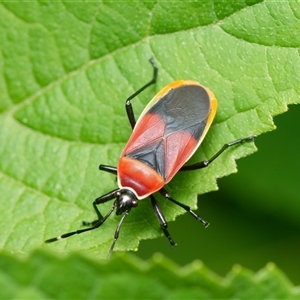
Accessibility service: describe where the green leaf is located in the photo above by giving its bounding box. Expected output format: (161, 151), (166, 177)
(0, 251), (299, 299)
(0, 1), (300, 259)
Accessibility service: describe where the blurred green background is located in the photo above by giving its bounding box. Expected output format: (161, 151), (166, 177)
(138, 104), (300, 285)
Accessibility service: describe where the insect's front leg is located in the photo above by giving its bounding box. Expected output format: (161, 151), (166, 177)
(83, 188), (120, 226)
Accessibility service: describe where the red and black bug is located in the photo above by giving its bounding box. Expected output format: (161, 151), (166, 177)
(45, 58), (254, 257)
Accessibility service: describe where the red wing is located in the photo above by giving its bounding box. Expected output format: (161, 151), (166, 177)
(122, 113), (165, 155)
(121, 84), (212, 182)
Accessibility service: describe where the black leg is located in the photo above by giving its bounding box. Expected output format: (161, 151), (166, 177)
(125, 57), (158, 129)
(180, 136), (255, 171)
(82, 188), (120, 226)
(45, 202), (116, 243)
(45, 189), (119, 243)
(99, 165), (117, 175)
(159, 188), (210, 228)
(150, 195), (177, 247)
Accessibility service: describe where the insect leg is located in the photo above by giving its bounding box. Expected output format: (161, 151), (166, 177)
(159, 188), (210, 228)
(44, 189), (119, 243)
(99, 165), (117, 175)
(180, 136), (255, 171)
(150, 195), (177, 247)
(82, 188), (120, 226)
(125, 57), (158, 129)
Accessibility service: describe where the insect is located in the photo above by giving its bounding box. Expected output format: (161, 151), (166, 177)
(45, 58), (254, 257)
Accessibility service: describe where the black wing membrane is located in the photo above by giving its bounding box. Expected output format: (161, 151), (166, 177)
(149, 85), (210, 139)
(126, 85), (211, 179)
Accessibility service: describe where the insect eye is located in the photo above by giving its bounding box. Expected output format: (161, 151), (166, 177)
(132, 199), (138, 207)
